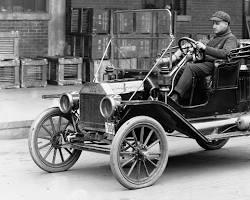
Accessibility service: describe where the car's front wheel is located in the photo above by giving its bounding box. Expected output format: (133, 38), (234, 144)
(28, 107), (82, 172)
(110, 116), (168, 189)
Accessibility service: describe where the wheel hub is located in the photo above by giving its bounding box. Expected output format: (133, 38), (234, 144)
(135, 144), (148, 160)
(51, 133), (63, 148)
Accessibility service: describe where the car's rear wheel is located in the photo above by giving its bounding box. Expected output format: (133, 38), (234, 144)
(110, 116), (168, 189)
(28, 107), (81, 172)
(196, 138), (229, 150)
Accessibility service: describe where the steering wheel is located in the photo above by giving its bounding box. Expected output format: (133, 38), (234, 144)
(178, 37), (205, 61)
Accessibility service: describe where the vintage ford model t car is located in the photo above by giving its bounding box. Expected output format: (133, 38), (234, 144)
(28, 9), (250, 189)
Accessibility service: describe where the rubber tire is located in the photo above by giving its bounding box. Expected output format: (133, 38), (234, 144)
(110, 116), (168, 189)
(28, 107), (82, 172)
(196, 138), (229, 150)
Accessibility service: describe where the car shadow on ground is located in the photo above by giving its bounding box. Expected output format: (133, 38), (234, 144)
(48, 143), (250, 190)
(161, 144), (250, 180)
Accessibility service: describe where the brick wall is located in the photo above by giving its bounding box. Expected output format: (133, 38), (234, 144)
(0, 20), (48, 57)
(176, 0), (243, 39)
(66, 0), (244, 51)
(69, 0), (244, 39)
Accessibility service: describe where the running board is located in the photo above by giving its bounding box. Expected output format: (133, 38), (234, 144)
(206, 130), (250, 141)
(191, 117), (238, 131)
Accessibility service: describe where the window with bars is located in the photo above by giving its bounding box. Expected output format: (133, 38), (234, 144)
(0, 0), (47, 12)
(144, 0), (187, 15)
(245, 0), (250, 15)
(174, 0), (187, 15)
(164, 0), (187, 15)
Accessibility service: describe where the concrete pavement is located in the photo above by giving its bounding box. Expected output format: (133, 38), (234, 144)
(0, 85), (83, 139)
(2, 136), (250, 199)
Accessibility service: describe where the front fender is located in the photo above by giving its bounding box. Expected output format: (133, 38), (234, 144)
(119, 100), (208, 142)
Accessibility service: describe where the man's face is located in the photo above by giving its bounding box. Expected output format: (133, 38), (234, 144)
(212, 21), (228, 34)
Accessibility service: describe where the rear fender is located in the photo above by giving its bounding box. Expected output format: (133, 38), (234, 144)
(120, 101), (208, 142)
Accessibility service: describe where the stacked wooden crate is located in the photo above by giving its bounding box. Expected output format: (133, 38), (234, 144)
(113, 11), (137, 73)
(113, 10), (172, 78)
(68, 9), (173, 82)
(153, 11), (172, 57)
(46, 56), (82, 85)
(20, 57), (47, 88)
(0, 32), (48, 88)
(0, 31), (20, 89)
(70, 8), (111, 82)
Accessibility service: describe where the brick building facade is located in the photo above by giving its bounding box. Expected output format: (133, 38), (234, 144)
(0, 19), (48, 57)
(0, 0), (246, 58)
(0, 0), (64, 58)
(176, 0), (243, 39)
(67, 0), (245, 44)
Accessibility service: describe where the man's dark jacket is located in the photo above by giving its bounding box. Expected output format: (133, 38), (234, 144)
(204, 28), (238, 63)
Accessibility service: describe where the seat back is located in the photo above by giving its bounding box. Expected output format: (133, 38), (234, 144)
(213, 60), (240, 89)
(188, 60), (240, 106)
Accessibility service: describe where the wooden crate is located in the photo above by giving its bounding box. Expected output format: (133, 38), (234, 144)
(152, 34), (172, 57)
(82, 59), (111, 82)
(137, 57), (152, 70)
(114, 36), (152, 59)
(20, 58), (47, 88)
(47, 56), (82, 85)
(113, 37), (137, 59)
(137, 38), (152, 57)
(157, 11), (171, 34)
(70, 8), (81, 33)
(0, 31), (20, 89)
(83, 34), (110, 59)
(115, 58), (137, 69)
(113, 12), (134, 34)
(135, 11), (153, 34)
(70, 8), (110, 34)
(0, 31), (19, 60)
(0, 59), (20, 89)
(81, 8), (110, 34)
(72, 34), (110, 60)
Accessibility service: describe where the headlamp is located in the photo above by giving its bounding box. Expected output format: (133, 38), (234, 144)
(100, 95), (121, 119)
(59, 92), (79, 113)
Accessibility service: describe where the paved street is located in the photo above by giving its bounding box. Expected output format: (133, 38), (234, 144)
(1, 136), (250, 200)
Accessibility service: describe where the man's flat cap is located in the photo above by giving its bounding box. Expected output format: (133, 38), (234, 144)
(210, 11), (231, 24)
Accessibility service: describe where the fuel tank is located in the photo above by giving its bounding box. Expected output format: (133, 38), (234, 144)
(191, 113), (250, 134)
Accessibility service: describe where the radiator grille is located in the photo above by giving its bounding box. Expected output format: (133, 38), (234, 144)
(80, 93), (105, 130)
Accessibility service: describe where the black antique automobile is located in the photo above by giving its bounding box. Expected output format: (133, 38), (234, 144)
(28, 9), (250, 189)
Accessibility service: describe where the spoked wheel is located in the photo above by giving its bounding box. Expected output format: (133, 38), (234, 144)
(28, 107), (81, 172)
(110, 116), (168, 189)
(196, 138), (229, 150)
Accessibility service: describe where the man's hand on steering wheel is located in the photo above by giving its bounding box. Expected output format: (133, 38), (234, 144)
(178, 37), (205, 61)
(195, 41), (206, 50)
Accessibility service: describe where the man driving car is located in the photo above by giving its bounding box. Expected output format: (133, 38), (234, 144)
(157, 11), (238, 103)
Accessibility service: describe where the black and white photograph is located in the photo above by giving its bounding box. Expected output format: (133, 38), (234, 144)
(0, 0), (250, 199)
